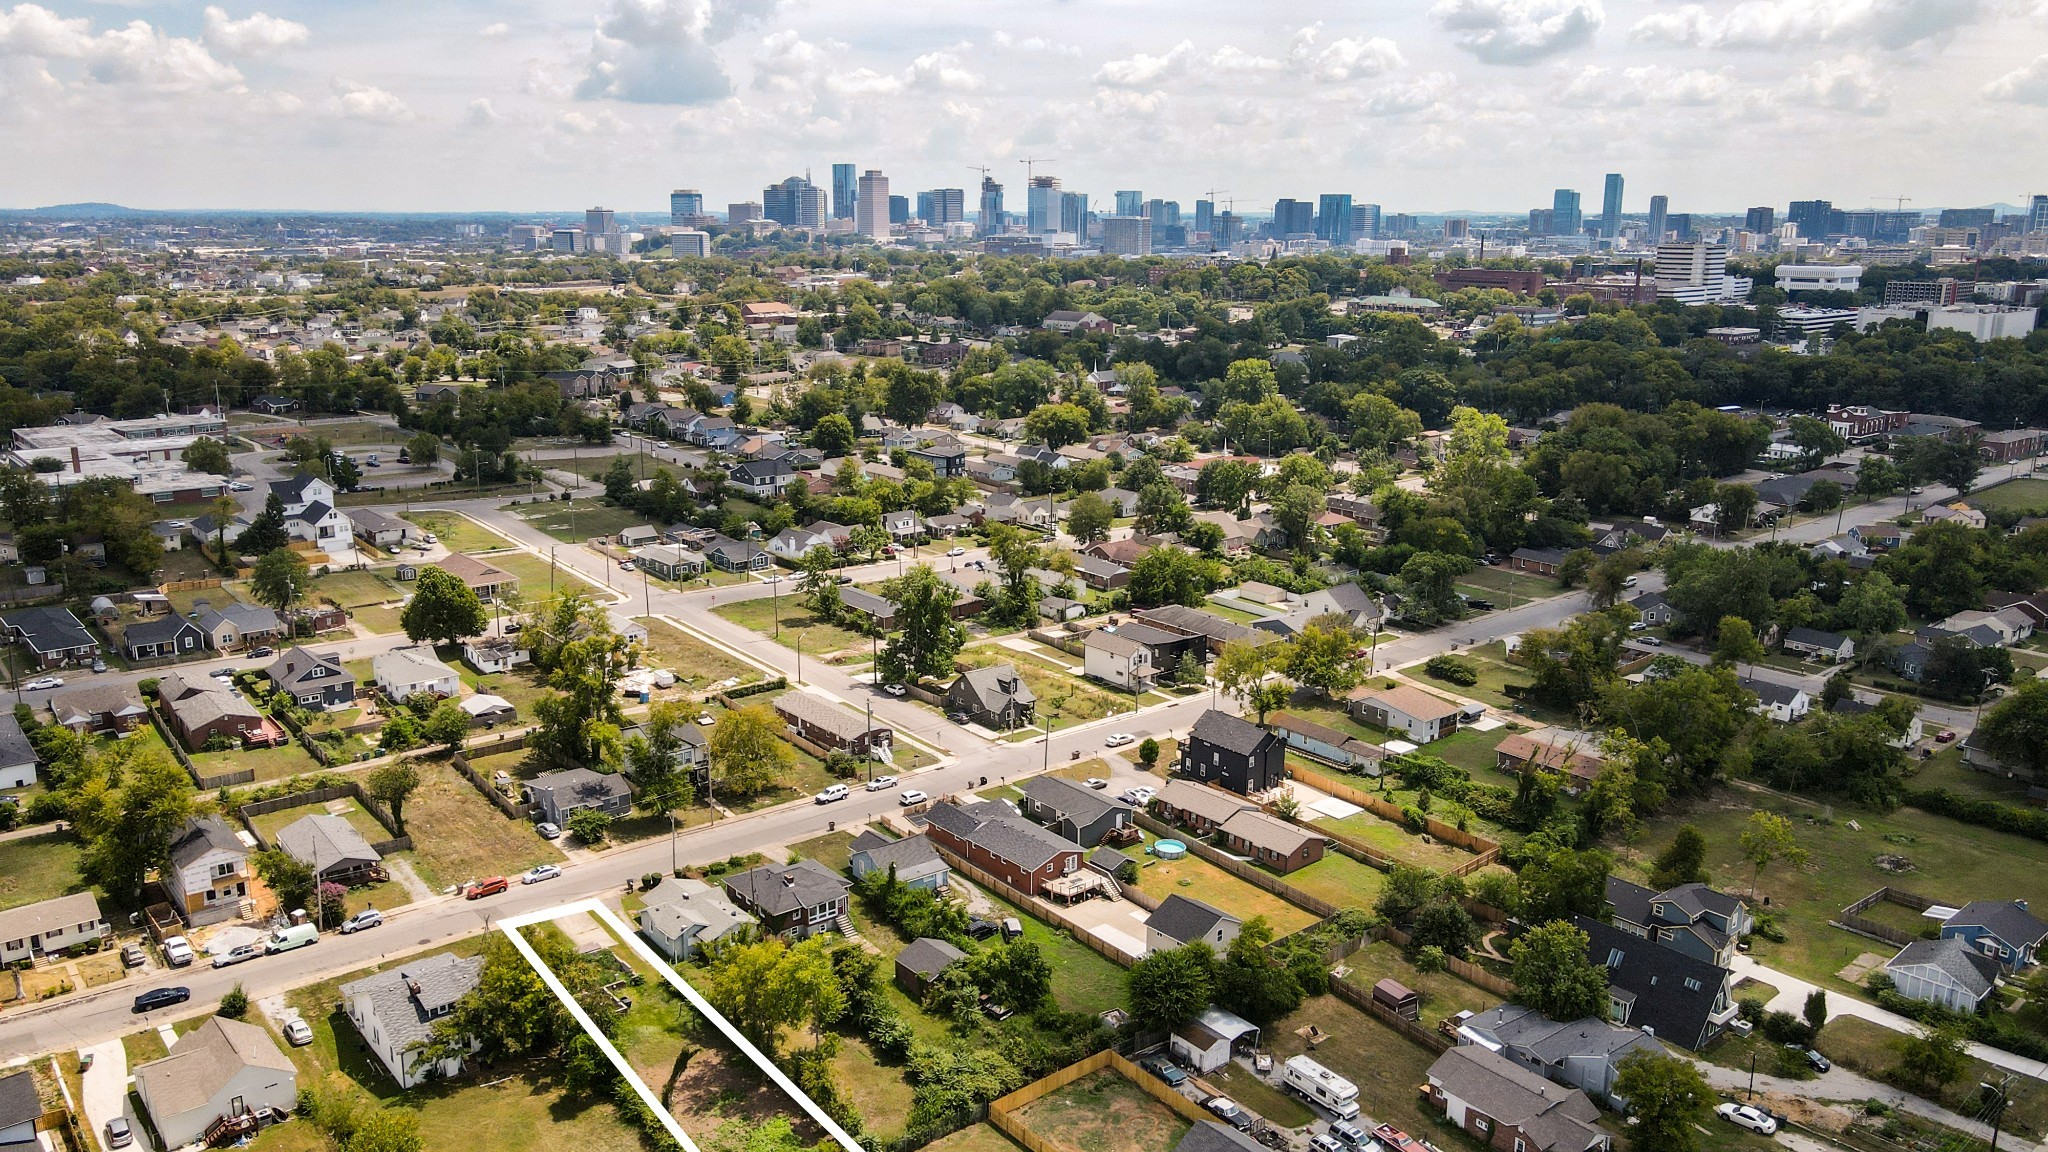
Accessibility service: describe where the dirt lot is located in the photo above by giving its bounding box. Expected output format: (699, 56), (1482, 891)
(1011, 1069), (1190, 1152)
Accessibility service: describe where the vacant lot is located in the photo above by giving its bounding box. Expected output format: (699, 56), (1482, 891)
(400, 758), (563, 890)
(0, 831), (85, 911)
(921, 1125), (1024, 1152)
(1309, 807), (1477, 872)
(634, 617), (763, 690)
(1127, 830), (1319, 935)
(1282, 851), (1388, 911)
(503, 497), (647, 544)
(191, 739), (325, 784)
(400, 511), (513, 554)
(713, 597), (873, 660)
(1338, 940), (1498, 1025)
(1012, 1070), (1189, 1152)
(1818, 1016), (2048, 1142)
(307, 569), (401, 609)
(1969, 477), (2048, 517)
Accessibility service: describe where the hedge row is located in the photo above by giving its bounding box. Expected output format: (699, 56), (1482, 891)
(1903, 787), (2048, 843)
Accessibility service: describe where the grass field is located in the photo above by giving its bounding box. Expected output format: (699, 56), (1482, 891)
(486, 550), (608, 602)
(1012, 1069), (1189, 1152)
(958, 647), (1138, 731)
(1338, 941), (1499, 1025)
(0, 831), (86, 911)
(399, 759), (564, 890)
(1282, 851), (1389, 911)
(1817, 1016), (2048, 1142)
(1969, 476), (2048, 517)
(1622, 789), (2048, 992)
(307, 569), (402, 609)
(288, 419), (405, 447)
(786, 830), (855, 872)
(399, 511), (514, 554)
(1203, 1061), (1314, 1127)
(978, 887), (1129, 1015)
(920, 1125), (1023, 1152)
(634, 617), (764, 689)
(1127, 830), (1319, 935)
(502, 497), (647, 544)
(1309, 808), (1477, 871)
(1268, 994), (1483, 1151)
(190, 739), (326, 784)
(713, 597), (874, 660)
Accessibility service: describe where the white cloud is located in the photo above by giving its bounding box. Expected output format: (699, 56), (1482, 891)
(908, 49), (980, 90)
(480, 23), (509, 38)
(1094, 40), (1193, 86)
(577, 0), (774, 105)
(1556, 63), (1732, 105)
(1092, 87), (1167, 118)
(0, 3), (244, 89)
(1289, 25), (1405, 81)
(1362, 70), (1460, 114)
(991, 31), (1080, 58)
(1432, 0), (1603, 64)
(201, 7), (307, 56)
(556, 107), (626, 134)
(1784, 55), (1888, 111)
(1630, 0), (1981, 52)
(332, 78), (410, 121)
(465, 96), (500, 124)
(1983, 54), (2048, 104)
(1207, 45), (1282, 73)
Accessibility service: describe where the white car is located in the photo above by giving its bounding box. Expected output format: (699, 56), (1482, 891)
(1628, 621), (1648, 632)
(900, 789), (928, 806)
(164, 520), (188, 529)
(814, 784), (850, 804)
(1119, 786), (1157, 806)
(1104, 733), (1136, 748)
(339, 909), (384, 934)
(865, 775), (899, 792)
(1716, 1103), (1778, 1135)
(521, 864), (562, 885)
(881, 683), (908, 697)
(1622, 575), (1640, 587)
(1084, 778), (1108, 790)
(282, 1018), (314, 1047)
(536, 821), (562, 840)
(655, 441), (671, 449)
(228, 481), (253, 492)
(22, 676), (61, 691)
(946, 546), (967, 557)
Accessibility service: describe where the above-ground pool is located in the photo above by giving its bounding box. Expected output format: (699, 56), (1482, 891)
(1153, 839), (1188, 860)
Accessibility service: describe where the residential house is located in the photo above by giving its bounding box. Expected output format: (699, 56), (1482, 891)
(124, 614), (207, 661)
(847, 830), (951, 891)
(133, 1018), (297, 1150)
(1151, 779), (1255, 836)
(1145, 894), (1241, 957)
(1268, 712), (1386, 776)
(0, 713), (33, 789)
(705, 535), (773, 573)
(1180, 710), (1287, 795)
(1083, 629), (1155, 691)
(882, 510), (925, 543)
(1016, 775), (1132, 848)
(264, 647), (357, 710)
(340, 952), (486, 1088)
(1075, 554), (1131, 591)
(195, 603), (285, 652)
(1350, 684), (1464, 744)
(0, 607), (98, 668)
(1423, 1045), (1610, 1152)
(1850, 523), (1907, 551)
(1754, 469), (1856, 516)
(910, 440), (968, 478)
(920, 800), (1085, 897)
(637, 877), (756, 962)
(1985, 590), (2048, 628)
(1041, 310), (1113, 335)
(1453, 1003), (1662, 1105)
(1575, 915), (1736, 1051)
(526, 768), (634, 826)
(371, 649), (460, 702)
(1939, 607), (2035, 647)
(47, 682), (147, 733)
(1922, 503), (1988, 529)
(838, 587), (898, 631)
(1114, 621), (1206, 678)
(617, 525), (661, 549)
(1940, 900), (2048, 971)
(1298, 582), (1384, 630)
(1494, 730), (1605, 796)
(1782, 626), (1855, 662)
(166, 815), (252, 924)
(276, 814), (383, 885)
(1885, 938), (2003, 1012)
(631, 543), (705, 580)
(0, 891), (108, 965)
(0, 1071), (37, 1150)
(1626, 592), (1674, 628)
(1886, 640), (1935, 683)
(1604, 877), (1753, 968)
(1507, 547), (1568, 578)
(1739, 677), (1811, 723)
(945, 664), (1036, 730)
(269, 474), (353, 550)
(1218, 809), (1327, 873)
(1830, 696), (1924, 747)
(461, 637), (529, 674)
(1134, 604), (1275, 656)
(1039, 596), (1086, 622)
(351, 508), (412, 550)
(773, 692), (893, 759)
(722, 859), (851, 940)
(895, 937), (967, 998)
(156, 670), (275, 751)
(433, 553), (518, 603)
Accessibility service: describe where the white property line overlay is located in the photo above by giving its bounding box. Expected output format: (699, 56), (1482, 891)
(497, 899), (864, 1152)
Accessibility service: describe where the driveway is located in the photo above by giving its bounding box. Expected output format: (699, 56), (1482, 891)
(78, 1038), (129, 1152)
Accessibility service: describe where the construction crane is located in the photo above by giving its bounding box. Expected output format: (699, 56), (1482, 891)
(1871, 194), (1914, 211)
(1202, 188), (1233, 212)
(1019, 156), (1056, 182)
(966, 164), (993, 182)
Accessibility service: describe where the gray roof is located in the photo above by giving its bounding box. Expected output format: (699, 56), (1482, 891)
(341, 952), (484, 1055)
(897, 936), (967, 978)
(774, 691), (883, 742)
(1946, 900), (2048, 949)
(1220, 809), (1321, 855)
(169, 815), (244, 870)
(1604, 877), (1657, 927)
(1460, 1003), (1662, 1068)
(1656, 882), (1744, 922)
(1784, 626), (1851, 650)
(950, 663), (1035, 714)
(1739, 676), (1804, 708)
(924, 801), (1081, 872)
(1084, 629), (1147, 658)
(135, 1017), (294, 1118)
(0, 711), (34, 769)
(1156, 778), (1255, 825)
(0, 1070), (39, 1130)
(265, 646), (354, 693)
(1134, 605), (1268, 647)
(196, 602), (284, 636)
(1575, 915), (1730, 1049)
(527, 767), (632, 808)
(1888, 938), (2002, 999)
(1087, 846), (1132, 875)
(1426, 1046), (1605, 1152)
(724, 858), (850, 918)
(1175, 1122), (1265, 1152)
(125, 613), (203, 650)
(849, 831), (947, 880)
(1017, 774), (1117, 826)
(1147, 894), (1238, 945)
(1189, 709), (1277, 758)
(276, 814), (381, 875)
(0, 891), (103, 951)
(48, 682), (146, 726)
(2, 606), (93, 653)
(640, 877), (754, 943)
(840, 587), (897, 618)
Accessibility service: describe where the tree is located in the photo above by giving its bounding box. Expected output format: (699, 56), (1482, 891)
(68, 743), (195, 899)
(365, 762), (421, 834)
(220, 983), (249, 1019)
(566, 807), (612, 844)
(1250, 681), (1291, 724)
(1135, 481), (1191, 535)
(401, 565), (489, 645)
(880, 362), (943, 427)
(1515, 843), (1612, 924)
(709, 704), (796, 795)
(1283, 625), (1361, 697)
(1509, 922), (1609, 1022)
(182, 437), (231, 475)
(1023, 402), (1092, 448)
(1787, 415), (1848, 464)
(1714, 482), (1758, 534)
(405, 431), (441, 468)
(1649, 825), (1710, 889)
(253, 848), (315, 915)
(343, 1109), (424, 1152)
(624, 701), (698, 810)
(1978, 680), (2048, 779)
(1215, 917), (1305, 1025)
(811, 413), (856, 456)
(1397, 551), (1472, 625)
(421, 702), (470, 747)
(1739, 811), (1807, 898)
(1137, 737), (1160, 768)
(1127, 548), (1213, 608)
(249, 548), (309, 618)
(1215, 640), (1269, 709)
(1711, 615), (1764, 672)
(1410, 897), (1480, 959)
(1612, 1052), (1714, 1152)
(799, 546), (842, 620)
(1270, 484), (1325, 554)
(702, 935), (844, 1053)
(1195, 459), (1260, 511)
(526, 623), (633, 774)
(878, 565), (967, 684)
(1803, 989), (1828, 1036)
(1126, 943), (1215, 1032)
(984, 523), (1043, 626)
(1065, 491), (1112, 544)
(1898, 1024), (1969, 1092)
(965, 940), (1053, 1011)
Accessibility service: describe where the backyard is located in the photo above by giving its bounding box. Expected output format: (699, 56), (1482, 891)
(1267, 994), (1485, 1152)
(0, 830), (85, 911)
(1010, 1069), (1189, 1152)
(191, 738), (326, 784)
(1967, 476), (2048, 517)
(1280, 850), (1389, 911)
(1336, 940), (1500, 1026)
(248, 797), (391, 848)
(1125, 829), (1320, 935)
(397, 758), (564, 890)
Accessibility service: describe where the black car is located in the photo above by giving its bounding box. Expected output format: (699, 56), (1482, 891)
(965, 917), (999, 940)
(132, 986), (191, 1013)
(1465, 599), (1495, 611)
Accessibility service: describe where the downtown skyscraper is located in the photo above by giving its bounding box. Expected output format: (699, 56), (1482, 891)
(1600, 173), (1623, 239)
(831, 163), (857, 220)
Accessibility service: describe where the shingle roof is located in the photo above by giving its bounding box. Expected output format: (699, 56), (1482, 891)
(640, 877), (754, 943)
(169, 815), (244, 870)
(1604, 877), (1658, 928)
(340, 952), (484, 1056)
(1426, 1046), (1605, 1152)
(1084, 629), (1147, 658)
(1220, 809), (1321, 855)
(1017, 774), (1117, 827)
(773, 691), (883, 742)
(1174, 1122), (1265, 1152)
(1155, 779), (1255, 826)
(0, 1070), (39, 1130)
(527, 767), (632, 809)
(0, 711), (35, 770)
(1575, 915), (1730, 1049)
(433, 553), (514, 591)
(850, 831), (947, 881)
(124, 614), (202, 650)
(265, 646), (354, 693)
(723, 859), (850, 917)
(1, 606), (93, 653)
(897, 936), (967, 977)
(1784, 626), (1851, 650)
(1889, 938), (2002, 999)
(1189, 709), (1276, 757)
(1947, 900), (2048, 949)
(133, 1017), (294, 1119)
(1353, 684), (1464, 722)
(1739, 677), (1805, 708)
(1147, 894), (1237, 945)
(276, 814), (381, 875)
(48, 682), (146, 727)
(0, 891), (102, 951)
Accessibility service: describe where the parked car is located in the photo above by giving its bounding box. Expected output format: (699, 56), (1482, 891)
(91, 658), (106, 673)
(947, 546), (967, 557)
(1789, 1045), (1830, 1073)
(1140, 1056), (1187, 1087)
(1629, 621), (1649, 632)
(211, 944), (262, 969)
(1104, 732), (1135, 747)
(1465, 598), (1494, 611)
(866, 775), (899, 792)
(120, 943), (147, 968)
(1083, 777), (1108, 790)
(1622, 575), (1640, 587)
(1936, 729), (1958, 743)
(696, 713), (716, 725)
(619, 559), (635, 570)
(161, 936), (195, 967)
(814, 784), (850, 804)
(282, 1018), (314, 1047)
(464, 876), (509, 899)
(228, 480), (253, 492)
(536, 821), (562, 840)
(104, 1118), (134, 1149)
(1638, 636), (1663, 647)
(1203, 1097), (1253, 1132)
(1119, 786), (1157, 806)
(22, 676), (61, 691)
(1716, 1103), (1778, 1135)
(522, 864), (563, 885)
(899, 789), (928, 806)
(966, 917), (998, 940)
(248, 645), (273, 658)
(1309, 1136), (1345, 1152)
(881, 683), (907, 697)
(1328, 1121), (1371, 1148)
(132, 986), (191, 1013)
(339, 909), (384, 934)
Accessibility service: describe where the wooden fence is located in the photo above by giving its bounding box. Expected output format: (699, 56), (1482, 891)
(1330, 975), (1454, 1056)
(1286, 762), (1502, 870)
(988, 1049), (1214, 1152)
(450, 742), (536, 820)
(1835, 886), (1944, 948)
(1377, 923), (1517, 996)
(927, 841), (1139, 968)
(148, 699), (255, 790)
(1132, 810), (1342, 918)
(232, 782), (412, 855)
(159, 577), (223, 594)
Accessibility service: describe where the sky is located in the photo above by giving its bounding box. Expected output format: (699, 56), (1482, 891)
(2, 0), (2045, 214)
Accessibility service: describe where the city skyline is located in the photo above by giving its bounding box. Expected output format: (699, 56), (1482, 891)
(1, 1), (2045, 212)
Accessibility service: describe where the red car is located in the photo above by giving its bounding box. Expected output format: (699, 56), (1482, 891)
(464, 877), (508, 900)
(1373, 1125), (1426, 1152)
(1936, 730), (1958, 744)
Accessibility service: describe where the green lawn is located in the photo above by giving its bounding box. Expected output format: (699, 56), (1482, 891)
(1967, 476), (2048, 517)
(190, 739), (326, 783)
(1127, 829), (1319, 934)
(1817, 1016), (2048, 1143)
(1460, 564), (1561, 601)
(287, 420), (404, 447)
(399, 511), (514, 554)
(1416, 726), (1512, 776)
(1202, 597), (1272, 624)
(712, 597), (874, 661)
(0, 831), (87, 911)
(1281, 850), (1388, 911)
(1309, 808), (1478, 872)
(484, 550), (609, 603)
(446, 646), (552, 719)
(1337, 940), (1499, 1026)
(958, 647), (1138, 731)
(501, 497), (648, 544)
(633, 617), (765, 689)
(977, 888), (1129, 1015)
(786, 830), (856, 873)
(1204, 1062), (1313, 1127)
(398, 758), (563, 890)
(307, 569), (402, 609)
(1268, 993), (1486, 1152)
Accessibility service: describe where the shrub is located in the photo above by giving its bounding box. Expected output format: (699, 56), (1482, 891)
(1760, 1010), (1813, 1046)
(1413, 945), (1448, 973)
(1737, 998), (1766, 1024)
(220, 983), (249, 1019)
(1424, 654), (1479, 686)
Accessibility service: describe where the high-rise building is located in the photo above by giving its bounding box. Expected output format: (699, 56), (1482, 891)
(727, 202), (761, 225)
(921, 188), (965, 225)
(508, 224), (548, 251)
(1646, 195), (1668, 243)
(1214, 211), (1244, 246)
(1788, 200), (1834, 240)
(1273, 198), (1314, 236)
(671, 230), (711, 258)
(1383, 213), (1418, 236)
(762, 176), (826, 227)
(1551, 189), (1582, 236)
(1101, 216), (1152, 256)
(1939, 207), (1996, 229)
(1316, 194), (1353, 244)
(2029, 195), (2048, 233)
(1443, 218), (1470, 240)
(1667, 214), (1694, 241)
(978, 178), (1004, 234)
(1114, 191), (1145, 217)
(1744, 206), (1776, 234)
(1145, 200), (1181, 229)
(1600, 173), (1624, 239)
(889, 196), (909, 225)
(1194, 199), (1214, 236)
(1027, 176), (1060, 234)
(855, 170), (890, 238)
(831, 163), (857, 220)
(669, 190), (703, 226)
(1354, 203), (1381, 239)
(551, 227), (583, 252)
(1528, 208), (1554, 235)
(1061, 191), (1089, 240)
(583, 207), (620, 253)
(1653, 241), (1745, 304)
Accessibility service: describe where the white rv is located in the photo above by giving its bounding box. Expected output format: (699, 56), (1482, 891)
(1282, 1054), (1360, 1119)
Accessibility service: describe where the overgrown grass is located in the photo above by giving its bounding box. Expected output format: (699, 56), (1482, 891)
(0, 830), (86, 911)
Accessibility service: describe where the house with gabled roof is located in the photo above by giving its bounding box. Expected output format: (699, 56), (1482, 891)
(945, 663), (1035, 730)
(1423, 1045), (1610, 1152)
(133, 1017), (297, 1149)
(341, 952), (485, 1088)
(1941, 900), (2048, 971)
(1180, 709), (1286, 795)
(0, 606), (97, 668)
(1152, 778), (1255, 835)
(1016, 774), (1131, 848)
(276, 814), (382, 884)
(1453, 1003), (1663, 1105)
(263, 646), (357, 710)
(722, 859), (850, 940)
(848, 830), (950, 890)
(1575, 915), (1736, 1051)
(1885, 938), (2003, 1012)
(920, 800), (1085, 897)
(637, 877), (755, 962)
(1350, 684), (1464, 743)
(432, 554), (517, 602)
(1145, 894), (1241, 956)
(166, 815), (251, 926)
(1603, 876), (1752, 968)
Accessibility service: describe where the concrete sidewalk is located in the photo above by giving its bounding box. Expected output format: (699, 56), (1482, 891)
(78, 1038), (128, 1152)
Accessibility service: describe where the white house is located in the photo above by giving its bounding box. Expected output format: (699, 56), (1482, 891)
(371, 648), (461, 702)
(1885, 938), (2002, 1013)
(1350, 685), (1464, 744)
(0, 891), (108, 965)
(269, 474), (354, 550)
(340, 952), (485, 1089)
(133, 1018), (297, 1149)
(1144, 895), (1242, 957)
(461, 638), (529, 674)
(1168, 1006), (1260, 1074)
(637, 877), (756, 962)
(166, 816), (252, 926)
(0, 711), (34, 788)
(1740, 677), (1812, 723)
(1083, 629), (1155, 692)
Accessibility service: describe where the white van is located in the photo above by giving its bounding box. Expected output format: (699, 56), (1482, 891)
(266, 924), (319, 954)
